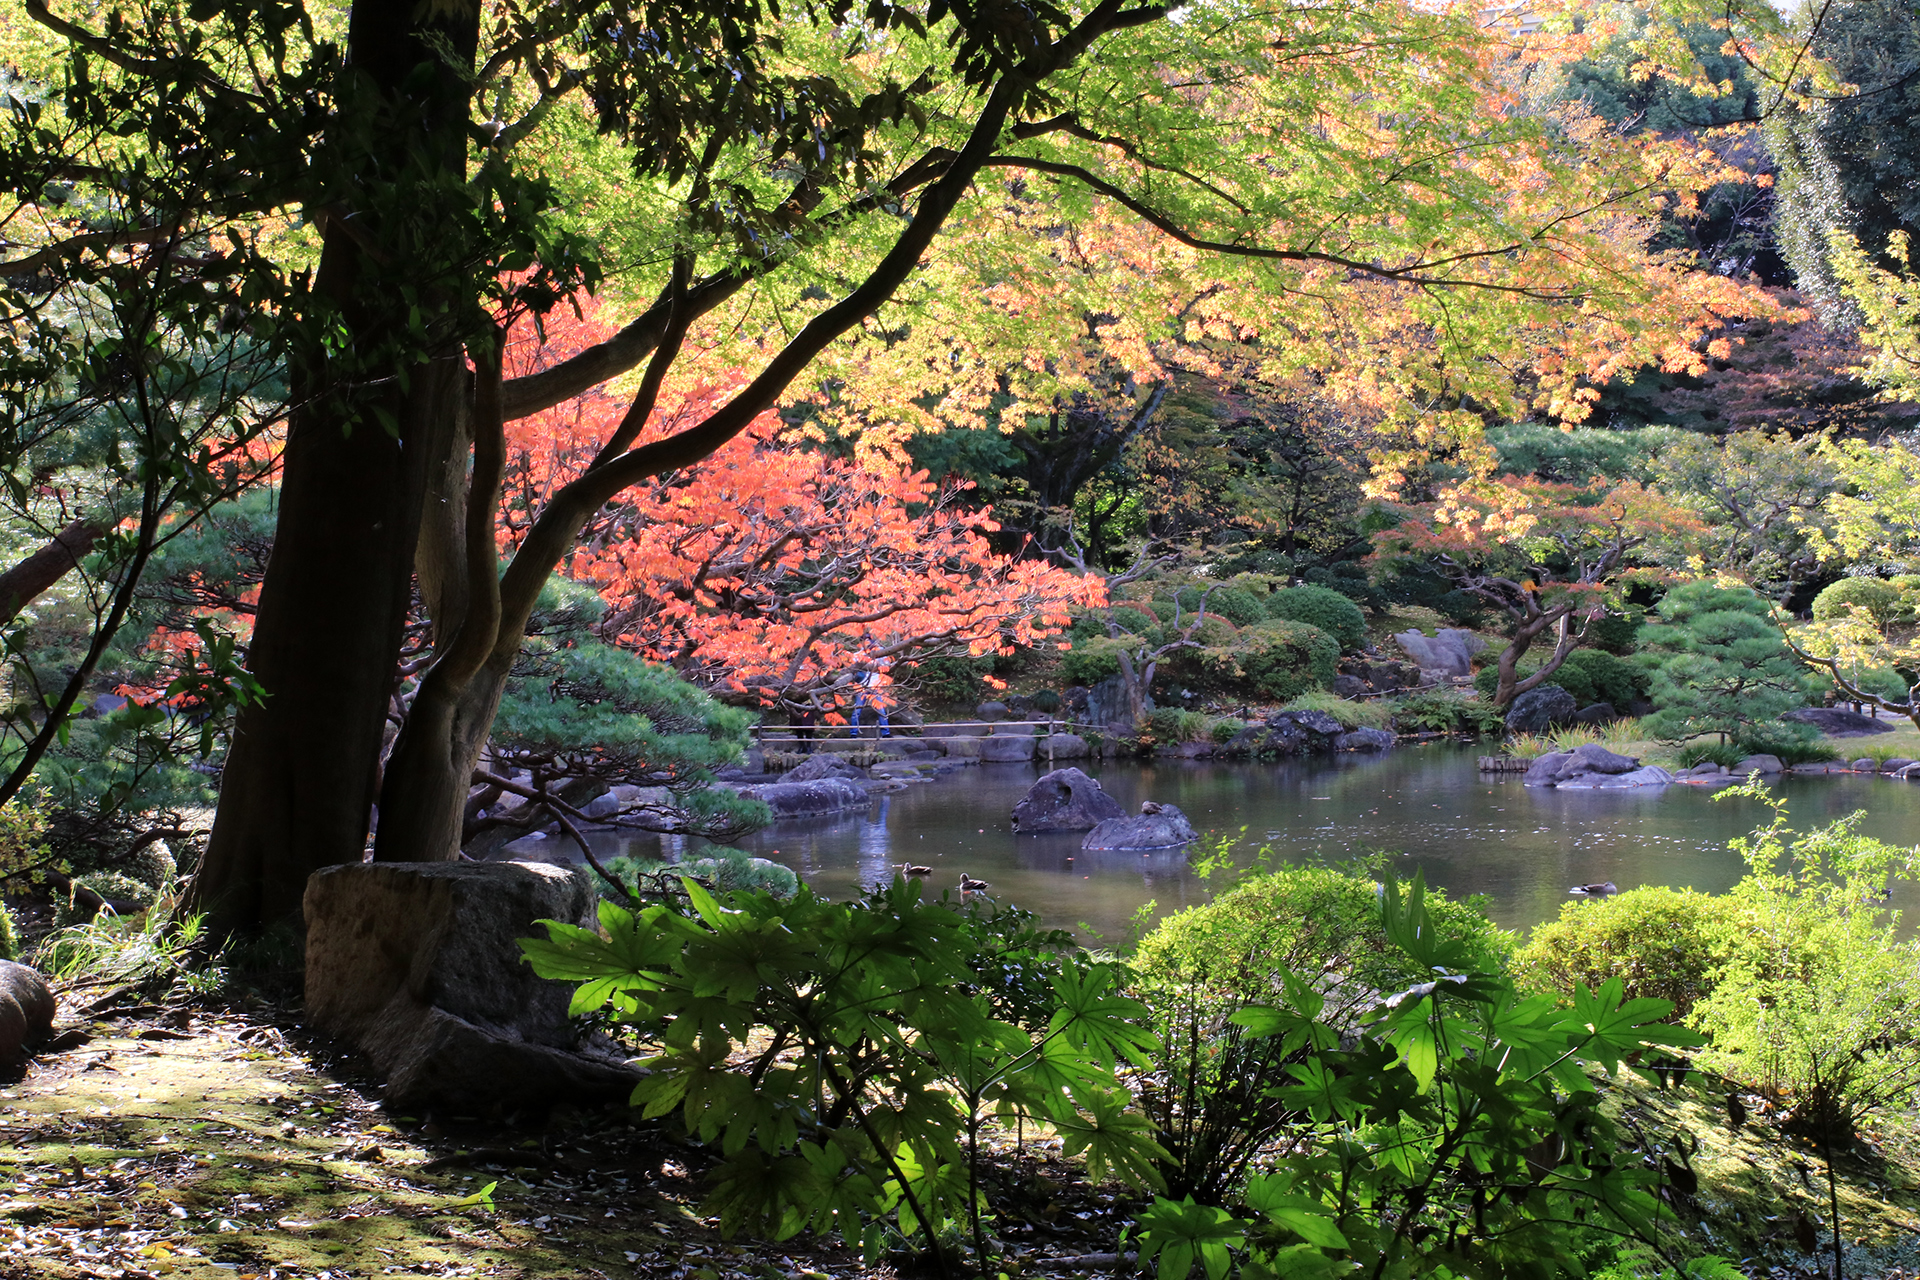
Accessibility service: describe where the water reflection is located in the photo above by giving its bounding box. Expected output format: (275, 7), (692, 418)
(529, 742), (1920, 942)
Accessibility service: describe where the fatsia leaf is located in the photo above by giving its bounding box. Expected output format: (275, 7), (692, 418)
(1136, 1196), (1247, 1280)
(1053, 1088), (1168, 1191)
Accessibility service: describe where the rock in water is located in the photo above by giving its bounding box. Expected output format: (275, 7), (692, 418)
(783, 754), (868, 782)
(0, 960), (55, 1067)
(1011, 767), (1126, 832)
(735, 777), (871, 818)
(1040, 733), (1089, 760)
(1524, 743), (1671, 789)
(304, 861), (643, 1109)
(978, 735), (1037, 763)
(1083, 803), (1199, 851)
(1335, 727), (1396, 751)
(1505, 686), (1577, 734)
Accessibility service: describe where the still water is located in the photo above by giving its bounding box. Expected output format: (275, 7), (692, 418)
(565, 743), (1920, 942)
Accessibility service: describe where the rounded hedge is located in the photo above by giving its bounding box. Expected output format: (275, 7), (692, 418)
(1133, 864), (1513, 1010)
(1812, 577), (1912, 629)
(1265, 585), (1367, 652)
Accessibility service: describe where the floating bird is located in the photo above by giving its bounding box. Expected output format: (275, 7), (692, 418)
(896, 863), (933, 877)
(1568, 882), (1618, 896)
(958, 874), (990, 894)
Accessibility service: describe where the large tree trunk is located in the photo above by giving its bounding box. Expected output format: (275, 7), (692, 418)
(188, 4), (480, 934)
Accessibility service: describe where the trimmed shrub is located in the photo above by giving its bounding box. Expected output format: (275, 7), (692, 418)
(1732, 720), (1837, 765)
(1514, 887), (1759, 1020)
(1475, 650), (1638, 708)
(1265, 585), (1368, 652)
(1223, 619), (1338, 700)
(1811, 576), (1912, 629)
(1173, 585), (1268, 627)
(1060, 635), (1128, 686)
(1209, 717), (1246, 744)
(1132, 863), (1513, 1012)
(1030, 689), (1062, 714)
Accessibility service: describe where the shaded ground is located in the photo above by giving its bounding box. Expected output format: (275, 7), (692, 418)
(0, 989), (1140, 1280)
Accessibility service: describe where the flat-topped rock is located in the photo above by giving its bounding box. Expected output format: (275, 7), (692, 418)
(1083, 802), (1198, 851)
(1782, 707), (1896, 737)
(304, 861), (642, 1108)
(737, 777), (871, 818)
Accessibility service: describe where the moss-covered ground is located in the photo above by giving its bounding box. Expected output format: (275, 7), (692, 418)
(0, 989), (1144, 1280)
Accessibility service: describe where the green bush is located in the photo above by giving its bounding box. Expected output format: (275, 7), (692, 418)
(1146, 707), (1210, 743)
(1176, 585), (1268, 627)
(1209, 717), (1246, 744)
(1731, 720), (1835, 765)
(1811, 576), (1914, 629)
(0, 899), (18, 961)
(910, 653), (999, 705)
(1228, 619), (1338, 700)
(1474, 650), (1639, 708)
(1514, 887), (1759, 1020)
(1264, 585), (1367, 652)
(1030, 689), (1062, 714)
(1585, 610), (1644, 655)
(1189, 615), (1239, 646)
(1676, 741), (1746, 768)
(1473, 656), (1544, 700)
(1389, 689), (1507, 735)
(1060, 635), (1128, 686)
(1131, 861), (1513, 1015)
(1690, 788), (1920, 1143)
(523, 881), (1161, 1260)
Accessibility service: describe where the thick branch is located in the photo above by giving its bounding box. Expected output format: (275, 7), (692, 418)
(0, 518), (106, 624)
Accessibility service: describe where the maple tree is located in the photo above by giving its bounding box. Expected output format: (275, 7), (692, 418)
(496, 304), (1102, 720)
(0, 0), (1813, 931)
(1371, 479), (1700, 707)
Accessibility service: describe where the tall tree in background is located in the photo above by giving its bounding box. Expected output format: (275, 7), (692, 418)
(1766, 0), (1920, 325)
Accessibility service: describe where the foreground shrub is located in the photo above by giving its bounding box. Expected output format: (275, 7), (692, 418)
(1514, 886), (1759, 1020)
(523, 881), (1164, 1268)
(1691, 787), (1920, 1145)
(1134, 874), (1704, 1278)
(591, 850), (799, 902)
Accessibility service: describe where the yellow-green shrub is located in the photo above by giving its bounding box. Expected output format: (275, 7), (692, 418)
(1513, 886), (1760, 1020)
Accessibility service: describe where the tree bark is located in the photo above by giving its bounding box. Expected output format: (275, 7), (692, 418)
(0, 518), (106, 625)
(188, 3), (480, 933)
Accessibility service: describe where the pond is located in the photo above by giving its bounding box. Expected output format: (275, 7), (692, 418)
(544, 742), (1920, 942)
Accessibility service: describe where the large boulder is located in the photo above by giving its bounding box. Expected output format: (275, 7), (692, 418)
(1733, 754), (1784, 775)
(1011, 767), (1126, 832)
(737, 777), (871, 818)
(1782, 707), (1896, 737)
(979, 734), (1038, 763)
(1083, 802), (1200, 851)
(304, 861), (642, 1109)
(1523, 743), (1670, 790)
(1505, 685), (1577, 734)
(0, 960), (55, 1068)
(784, 753), (869, 783)
(1335, 727), (1396, 752)
(1394, 628), (1485, 678)
(1040, 733), (1090, 760)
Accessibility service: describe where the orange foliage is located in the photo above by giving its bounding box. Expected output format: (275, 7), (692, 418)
(498, 302), (1104, 711)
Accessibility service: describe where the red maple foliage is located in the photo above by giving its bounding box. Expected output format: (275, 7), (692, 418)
(498, 300), (1103, 715)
